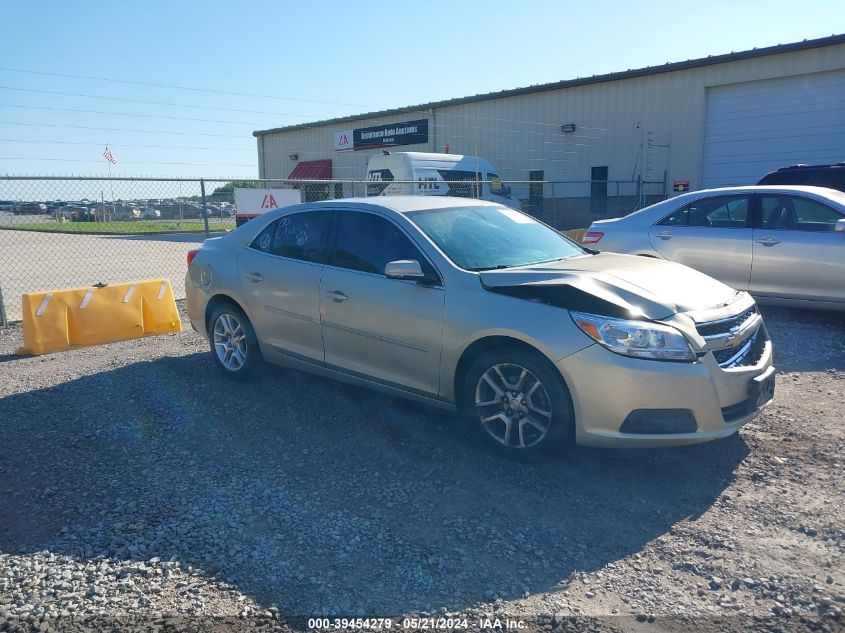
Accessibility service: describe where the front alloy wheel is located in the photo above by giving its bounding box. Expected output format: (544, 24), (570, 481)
(475, 363), (553, 449)
(462, 348), (574, 457)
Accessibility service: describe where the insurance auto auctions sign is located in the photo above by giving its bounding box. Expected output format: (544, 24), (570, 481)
(334, 118), (429, 152)
(234, 188), (301, 218)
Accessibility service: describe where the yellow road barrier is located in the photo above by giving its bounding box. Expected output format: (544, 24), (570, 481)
(564, 228), (587, 243)
(18, 278), (182, 356)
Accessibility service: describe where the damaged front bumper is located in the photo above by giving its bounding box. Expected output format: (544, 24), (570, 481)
(555, 335), (775, 448)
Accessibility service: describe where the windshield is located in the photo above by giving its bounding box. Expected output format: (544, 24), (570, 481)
(406, 205), (584, 271)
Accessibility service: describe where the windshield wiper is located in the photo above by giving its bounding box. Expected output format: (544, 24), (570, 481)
(468, 264), (515, 271)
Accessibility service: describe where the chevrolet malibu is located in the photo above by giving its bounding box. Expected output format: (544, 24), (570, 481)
(186, 197), (775, 456)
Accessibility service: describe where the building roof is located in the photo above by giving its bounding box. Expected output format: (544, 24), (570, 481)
(254, 34), (845, 137)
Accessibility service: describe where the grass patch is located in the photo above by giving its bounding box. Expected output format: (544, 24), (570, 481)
(0, 220), (232, 235)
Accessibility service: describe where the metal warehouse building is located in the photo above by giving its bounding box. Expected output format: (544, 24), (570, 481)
(254, 35), (845, 229)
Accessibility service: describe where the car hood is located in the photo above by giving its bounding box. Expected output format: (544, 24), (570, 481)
(479, 252), (742, 320)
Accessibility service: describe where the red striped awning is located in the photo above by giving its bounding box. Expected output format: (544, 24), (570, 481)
(287, 159), (332, 180)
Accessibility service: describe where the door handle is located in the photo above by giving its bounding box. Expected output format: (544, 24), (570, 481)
(755, 237), (781, 246)
(325, 290), (348, 303)
(656, 231), (674, 240)
(244, 272), (263, 282)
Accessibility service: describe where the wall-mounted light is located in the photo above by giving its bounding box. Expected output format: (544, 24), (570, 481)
(289, 154), (299, 161)
(560, 124), (576, 134)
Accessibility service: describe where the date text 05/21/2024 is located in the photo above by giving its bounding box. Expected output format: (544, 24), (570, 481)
(306, 617), (527, 630)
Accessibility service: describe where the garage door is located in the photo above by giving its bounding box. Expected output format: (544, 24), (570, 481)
(701, 69), (845, 188)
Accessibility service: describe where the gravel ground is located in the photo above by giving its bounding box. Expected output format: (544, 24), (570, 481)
(0, 304), (843, 633)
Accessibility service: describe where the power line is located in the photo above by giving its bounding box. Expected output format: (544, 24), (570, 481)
(0, 121), (247, 138)
(0, 103), (277, 126)
(0, 66), (372, 108)
(0, 157), (257, 167)
(0, 86), (322, 118)
(0, 138), (255, 151)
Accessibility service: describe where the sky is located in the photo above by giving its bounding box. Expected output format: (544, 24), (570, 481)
(0, 0), (843, 179)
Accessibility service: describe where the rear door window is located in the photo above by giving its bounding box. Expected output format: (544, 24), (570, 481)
(759, 195), (843, 232)
(249, 211), (332, 262)
(659, 195), (749, 228)
(272, 211), (332, 261)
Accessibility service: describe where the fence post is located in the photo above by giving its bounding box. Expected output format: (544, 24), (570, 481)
(616, 180), (620, 216)
(200, 179), (210, 238)
(0, 283), (7, 327)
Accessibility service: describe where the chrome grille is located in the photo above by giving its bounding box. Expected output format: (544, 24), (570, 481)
(694, 305), (766, 369)
(712, 330), (761, 368)
(695, 305), (758, 338)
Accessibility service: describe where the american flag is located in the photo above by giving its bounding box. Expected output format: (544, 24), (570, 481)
(102, 146), (117, 165)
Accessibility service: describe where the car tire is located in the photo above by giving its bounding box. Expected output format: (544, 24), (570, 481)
(461, 347), (575, 459)
(208, 304), (263, 381)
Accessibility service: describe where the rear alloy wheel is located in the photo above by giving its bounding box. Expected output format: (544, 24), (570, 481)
(463, 348), (573, 458)
(209, 304), (262, 380)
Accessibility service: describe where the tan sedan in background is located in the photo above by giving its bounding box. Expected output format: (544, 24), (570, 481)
(186, 197), (774, 457)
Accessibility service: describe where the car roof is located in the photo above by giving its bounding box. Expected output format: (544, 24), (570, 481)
(608, 184), (845, 224)
(301, 196), (503, 214)
(770, 162), (845, 171)
(677, 185), (842, 196)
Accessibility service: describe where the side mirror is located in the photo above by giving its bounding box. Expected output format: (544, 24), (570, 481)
(835, 218), (845, 233)
(384, 259), (424, 279)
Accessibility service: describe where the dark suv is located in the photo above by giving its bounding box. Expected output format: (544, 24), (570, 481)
(757, 162), (845, 192)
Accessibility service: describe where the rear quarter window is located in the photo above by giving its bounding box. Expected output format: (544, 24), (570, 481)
(250, 221), (276, 253)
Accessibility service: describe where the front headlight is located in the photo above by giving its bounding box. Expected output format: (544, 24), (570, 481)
(570, 311), (696, 362)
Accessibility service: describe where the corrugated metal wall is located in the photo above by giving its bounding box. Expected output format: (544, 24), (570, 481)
(257, 43), (845, 192)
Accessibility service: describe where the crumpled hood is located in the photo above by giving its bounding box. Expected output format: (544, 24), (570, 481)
(479, 252), (742, 320)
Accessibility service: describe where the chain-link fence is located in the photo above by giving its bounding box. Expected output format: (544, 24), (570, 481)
(0, 175), (666, 324)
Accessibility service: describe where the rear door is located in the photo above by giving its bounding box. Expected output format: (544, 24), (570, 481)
(320, 210), (445, 396)
(750, 193), (845, 303)
(237, 210), (332, 362)
(647, 193), (753, 290)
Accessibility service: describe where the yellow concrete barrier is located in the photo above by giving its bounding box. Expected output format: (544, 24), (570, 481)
(18, 278), (182, 356)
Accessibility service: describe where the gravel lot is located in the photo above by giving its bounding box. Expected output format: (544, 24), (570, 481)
(0, 304), (843, 632)
(0, 229), (203, 322)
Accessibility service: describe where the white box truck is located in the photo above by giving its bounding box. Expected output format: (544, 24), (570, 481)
(365, 152), (516, 208)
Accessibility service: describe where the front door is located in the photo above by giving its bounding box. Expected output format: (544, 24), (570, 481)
(237, 210), (332, 363)
(647, 193), (753, 291)
(320, 210), (445, 396)
(750, 193), (845, 304)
